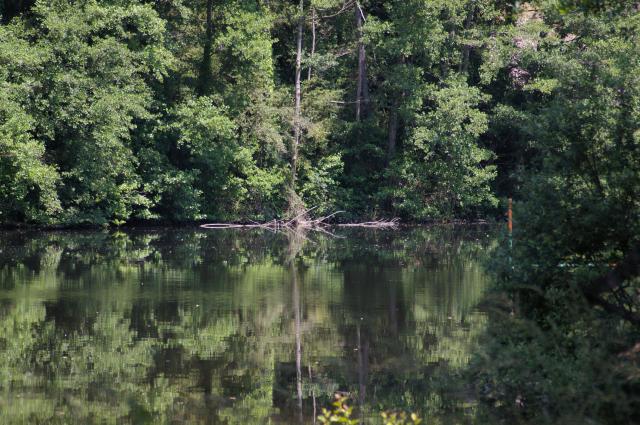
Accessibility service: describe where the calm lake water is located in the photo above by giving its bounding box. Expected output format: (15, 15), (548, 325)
(0, 226), (495, 424)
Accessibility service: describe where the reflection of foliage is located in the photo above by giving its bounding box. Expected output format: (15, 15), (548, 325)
(318, 396), (422, 425)
(381, 411), (422, 425)
(0, 227), (493, 424)
(318, 396), (359, 424)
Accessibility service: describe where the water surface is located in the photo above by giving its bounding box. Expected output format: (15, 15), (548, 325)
(0, 226), (494, 424)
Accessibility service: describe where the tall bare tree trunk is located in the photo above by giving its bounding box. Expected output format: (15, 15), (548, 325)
(459, 45), (471, 75)
(387, 56), (406, 160)
(458, 6), (475, 75)
(439, 29), (455, 81)
(205, 0), (213, 43)
(292, 0), (304, 187)
(308, 7), (316, 81)
(355, 2), (369, 121)
(387, 101), (399, 159)
(197, 0), (214, 95)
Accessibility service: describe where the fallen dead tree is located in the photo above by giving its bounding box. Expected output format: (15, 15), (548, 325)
(200, 209), (399, 231)
(336, 218), (400, 228)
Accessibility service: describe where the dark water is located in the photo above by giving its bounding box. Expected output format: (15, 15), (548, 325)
(0, 226), (494, 424)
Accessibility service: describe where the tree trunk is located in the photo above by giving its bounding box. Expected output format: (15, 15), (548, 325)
(582, 244), (640, 325)
(458, 6), (475, 76)
(459, 45), (470, 75)
(355, 2), (369, 121)
(387, 56), (406, 160)
(205, 0), (213, 43)
(292, 0), (304, 187)
(439, 30), (456, 81)
(387, 100), (399, 159)
(197, 0), (214, 95)
(308, 7), (316, 81)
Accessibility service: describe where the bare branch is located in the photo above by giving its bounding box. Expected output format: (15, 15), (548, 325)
(315, 0), (356, 19)
(581, 244), (640, 324)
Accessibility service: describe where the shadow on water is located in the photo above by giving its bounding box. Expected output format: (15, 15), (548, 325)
(0, 226), (495, 424)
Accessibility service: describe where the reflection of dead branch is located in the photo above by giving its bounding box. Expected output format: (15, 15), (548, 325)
(200, 211), (399, 232)
(285, 226), (311, 262)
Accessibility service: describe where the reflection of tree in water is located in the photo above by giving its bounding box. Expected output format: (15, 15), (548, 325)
(0, 227), (492, 424)
(280, 226), (492, 422)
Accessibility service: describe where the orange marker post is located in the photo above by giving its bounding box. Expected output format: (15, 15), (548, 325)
(508, 198), (513, 234)
(507, 198), (513, 253)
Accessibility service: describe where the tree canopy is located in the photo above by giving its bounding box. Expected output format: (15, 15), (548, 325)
(0, 0), (513, 225)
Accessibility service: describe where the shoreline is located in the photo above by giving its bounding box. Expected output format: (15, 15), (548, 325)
(0, 218), (498, 232)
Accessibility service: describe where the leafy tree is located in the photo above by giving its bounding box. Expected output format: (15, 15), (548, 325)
(387, 79), (497, 220)
(0, 24), (60, 222)
(474, 3), (640, 423)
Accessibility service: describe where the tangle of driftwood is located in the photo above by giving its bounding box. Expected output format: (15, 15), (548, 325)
(200, 209), (399, 231)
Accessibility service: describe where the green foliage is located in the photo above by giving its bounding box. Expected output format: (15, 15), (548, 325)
(0, 23), (61, 223)
(0, 0), (510, 225)
(1, 0), (638, 416)
(169, 97), (242, 219)
(472, 3), (640, 423)
(0, 96), (61, 223)
(300, 153), (344, 214)
(0, 0), (173, 224)
(471, 307), (639, 423)
(2, 0), (640, 421)
(388, 80), (497, 220)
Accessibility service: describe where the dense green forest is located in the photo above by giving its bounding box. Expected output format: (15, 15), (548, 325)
(3, 0), (634, 226)
(0, 0), (494, 226)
